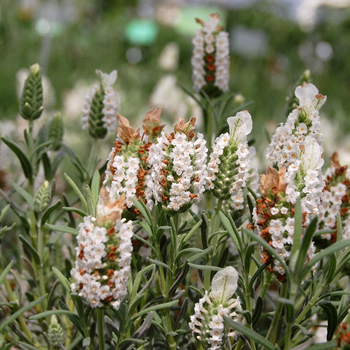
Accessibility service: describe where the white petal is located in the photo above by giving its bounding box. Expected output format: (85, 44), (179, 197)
(96, 70), (118, 86)
(210, 266), (238, 303)
(301, 135), (324, 170)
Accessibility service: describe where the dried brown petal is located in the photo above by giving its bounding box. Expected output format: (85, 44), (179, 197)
(174, 117), (196, 138)
(97, 188), (124, 224)
(117, 114), (140, 143)
(143, 107), (165, 136)
(330, 151), (341, 168)
(259, 166), (287, 195)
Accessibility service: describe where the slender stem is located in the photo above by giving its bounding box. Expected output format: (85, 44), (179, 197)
(96, 308), (105, 350)
(263, 282), (288, 350)
(204, 199), (223, 290)
(87, 139), (99, 181)
(244, 272), (256, 350)
(206, 105), (213, 153)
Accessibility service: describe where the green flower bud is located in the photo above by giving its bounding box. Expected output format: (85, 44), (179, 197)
(48, 112), (64, 151)
(34, 181), (50, 213)
(81, 70), (120, 139)
(48, 315), (65, 350)
(19, 63), (44, 121)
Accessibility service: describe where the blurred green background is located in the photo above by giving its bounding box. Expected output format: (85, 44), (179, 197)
(1, 0), (350, 164)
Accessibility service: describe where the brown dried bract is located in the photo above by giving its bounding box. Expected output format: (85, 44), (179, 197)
(195, 18), (205, 26)
(143, 107), (165, 134)
(117, 114), (140, 144)
(260, 166), (287, 196)
(330, 151), (341, 168)
(174, 117), (196, 139)
(97, 188), (124, 224)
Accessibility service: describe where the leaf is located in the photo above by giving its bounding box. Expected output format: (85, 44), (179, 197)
(46, 223), (79, 236)
(276, 297), (294, 323)
(244, 242), (258, 274)
(63, 206), (88, 218)
(0, 294), (47, 332)
(223, 316), (275, 350)
(29, 309), (74, 320)
(11, 181), (34, 209)
(0, 261), (14, 286)
(252, 297), (263, 326)
(294, 216), (318, 277)
(306, 340), (338, 350)
(41, 200), (61, 225)
(325, 253), (336, 285)
(147, 258), (172, 273)
(187, 246), (213, 263)
(249, 262), (268, 291)
(289, 197), (303, 273)
(85, 184), (95, 217)
(130, 264), (155, 301)
(58, 300), (85, 337)
(138, 221), (153, 241)
(64, 173), (88, 212)
(132, 198), (152, 226)
(301, 239), (350, 281)
(19, 235), (40, 264)
(1, 137), (33, 179)
(244, 228), (290, 281)
(179, 84), (206, 110)
(168, 261), (189, 298)
(319, 302), (338, 341)
(188, 263), (222, 271)
(219, 212), (242, 254)
(131, 300), (178, 321)
(131, 312), (153, 340)
(175, 298), (188, 329)
(52, 266), (71, 293)
(91, 170), (100, 209)
(181, 219), (202, 245)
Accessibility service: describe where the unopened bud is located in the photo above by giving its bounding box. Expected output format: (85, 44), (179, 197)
(34, 181), (50, 213)
(48, 315), (65, 350)
(48, 112), (64, 151)
(19, 63), (44, 121)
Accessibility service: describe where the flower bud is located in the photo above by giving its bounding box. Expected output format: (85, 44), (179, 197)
(81, 70), (120, 139)
(192, 14), (230, 97)
(48, 112), (64, 151)
(48, 315), (65, 350)
(19, 63), (44, 121)
(206, 111), (253, 210)
(34, 180), (50, 213)
(189, 267), (241, 349)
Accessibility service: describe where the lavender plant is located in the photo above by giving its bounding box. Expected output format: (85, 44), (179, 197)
(2, 18), (350, 350)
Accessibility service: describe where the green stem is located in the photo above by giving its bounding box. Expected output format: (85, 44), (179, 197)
(87, 139), (99, 181)
(244, 272), (256, 350)
(96, 308), (105, 350)
(263, 282), (288, 350)
(204, 199), (223, 290)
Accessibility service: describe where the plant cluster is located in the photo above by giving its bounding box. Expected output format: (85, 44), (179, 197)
(1, 14), (350, 350)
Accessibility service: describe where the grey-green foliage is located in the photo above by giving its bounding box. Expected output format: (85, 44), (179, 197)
(48, 112), (64, 151)
(34, 180), (50, 213)
(19, 63), (44, 121)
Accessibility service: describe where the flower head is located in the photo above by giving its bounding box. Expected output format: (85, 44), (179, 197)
(81, 69), (120, 138)
(71, 192), (133, 310)
(145, 117), (208, 215)
(189, 267), (241, 349)
(191, 14), (230, 96)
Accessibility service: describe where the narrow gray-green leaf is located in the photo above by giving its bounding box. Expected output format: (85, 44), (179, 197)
(29, 309), (74, 320)
(52, 266), (71, 293)
(11, 181), (34, 209)
(64, 173), (88, 212)
(223, 316), (275, 350)
(0, 261), (14, 286)
(131, 300), (178, 321)
(46, 223), (79, 236)
(0, 294), (47, 333)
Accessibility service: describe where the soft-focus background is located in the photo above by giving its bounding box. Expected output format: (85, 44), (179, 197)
(2, 0), (350, 171)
